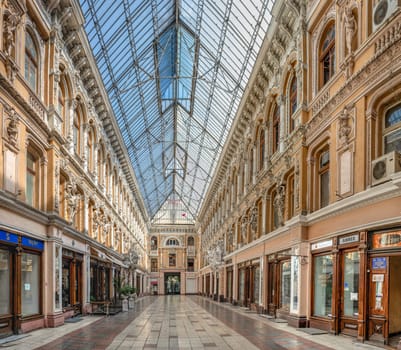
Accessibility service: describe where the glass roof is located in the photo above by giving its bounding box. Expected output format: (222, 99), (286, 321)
(79, 0), (274, 222)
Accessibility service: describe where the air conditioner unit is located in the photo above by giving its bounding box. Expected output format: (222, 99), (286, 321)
(373, 0), (399, 33)
(371, 151), (401, 186)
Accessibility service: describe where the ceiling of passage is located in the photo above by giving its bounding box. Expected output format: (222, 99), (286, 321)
(79, 0), (275, 224)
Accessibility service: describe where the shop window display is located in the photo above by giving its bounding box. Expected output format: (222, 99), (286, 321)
(21, 253), (40, 316)
(313, 254), (333, 317)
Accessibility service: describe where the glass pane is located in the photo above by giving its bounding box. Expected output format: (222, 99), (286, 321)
(0, 250), (10, 315)
(55, 246), (61, 310)
(313, 254), (333, 317)
(385, 128), (401, 153)
(291, 256), (299, 312)
(320, 171), (330, 208)
(343, 251), (359, 317)
(254, 267), (260, 304)
(239, 269), (245, 301)
(21, 253), (40, 316)
(62, 260), (70, 307)
(385, 105), (401, 128)
(26, 172), (34, 206)
(280, 261), (291, 309)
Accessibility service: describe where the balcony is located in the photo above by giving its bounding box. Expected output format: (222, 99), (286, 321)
(149, 250), (158, 256)
(187, 246), (195, 256)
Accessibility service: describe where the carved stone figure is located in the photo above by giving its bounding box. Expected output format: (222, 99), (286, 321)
(6, 107), (18, 145)
(345, 6), (357, 56)
(338, 106), (352, 145)
(250, 206), (258, 236)
(273, 185), (285, 227)
(65, 180), (80, 222)
(241, 215), (248, 242)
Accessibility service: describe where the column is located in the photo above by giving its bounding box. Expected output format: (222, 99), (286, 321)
(67, 99), (76, 154)
(252, 146), (257, 184)
(83, 194), (89, 235)
(264, 128), (269, 169)
(279, 96), (286, 153)
(93, 144), (98, 184)
(262, 191), (267, 235)
(82, 123), (89, 171)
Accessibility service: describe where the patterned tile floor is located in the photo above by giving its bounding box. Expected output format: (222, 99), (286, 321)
(1, 296), (385, 350)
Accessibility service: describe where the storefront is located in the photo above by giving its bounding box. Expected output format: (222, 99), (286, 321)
(310, 233), (363, 336)
(0, 229), (44, 337)
(367, 229), (401, 345)
(267, 250), (291, 318)
(62, 249), (83, 317)
(90, 248), (112, 301)
(226, 265), (233, 303)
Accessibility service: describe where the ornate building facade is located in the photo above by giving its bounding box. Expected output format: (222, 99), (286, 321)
(1, 0), (401, 347)
(0, 0), (147, 336)
(198, 0), (401, 345)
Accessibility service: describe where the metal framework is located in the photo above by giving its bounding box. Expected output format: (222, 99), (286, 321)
(79, 0), (275, 224)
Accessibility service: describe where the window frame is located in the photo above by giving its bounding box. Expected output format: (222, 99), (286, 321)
(319, 149), (330, 209)
(272, 104), (280, 154)
(319, 23), (336, 88)
(383, 104), (401, 154)
(24, 31), (38, 93)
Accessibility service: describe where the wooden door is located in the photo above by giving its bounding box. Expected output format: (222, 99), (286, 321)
(267, 262), (277, 316)
(0, 249), (13, 337)
(339, 250), (359, 336)
(368, 256), (388, 343)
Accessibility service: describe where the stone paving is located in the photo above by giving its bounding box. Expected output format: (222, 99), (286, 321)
(0, 296), (386, 350)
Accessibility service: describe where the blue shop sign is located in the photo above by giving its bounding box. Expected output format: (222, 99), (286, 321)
(372, 257), (387, 270)
(0, 230), (18, 244)
(22, 237), (44, 251)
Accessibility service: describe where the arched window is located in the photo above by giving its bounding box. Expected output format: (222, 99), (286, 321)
(151, 236), (158, 250)
(384, 104), (401, 153)
(166, 238), (179, 246)
(73, 110), (81, 156)
(259, 128), (265, 171)
(232, 169), (237, 205)
(87, 128), (94, 172)
(249, 148), (254, 185)
(320, 23), (336, 87)
(187, 236), (194, 246)
(273, 104), (280, 154)
(319, 149), (330, 208)
(25, 31), (38, 93)
(289, 76), (297, 132)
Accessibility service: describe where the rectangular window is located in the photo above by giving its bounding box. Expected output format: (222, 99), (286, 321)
(320, 171), (330, 208)
(313, 254), (333, 317)
(343, 251), (359, 317)
(151, 258), (158, 272)
(280, 260), (291, 310)
(238, 269), (245, 301)
(169, 254), (176, 267)
(187, 258), (194, 272)
(55, 245), (61, 310)
(21, 252), (40, 316)
(26, 152), (36, 207)
(253, 266), (260, 304)
(0, 250), (10, 315)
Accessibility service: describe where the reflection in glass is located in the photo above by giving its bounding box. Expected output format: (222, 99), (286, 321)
(313, 254), (333, 317)
(0, 250), (10, 315)
(254, 267), (260, 304)
(55, 246), (61, 310)
(239, 269), (245, 301)
(343, 251), (359, 317)
(21, 253), (39, 316)
(281, 261), (291, 310)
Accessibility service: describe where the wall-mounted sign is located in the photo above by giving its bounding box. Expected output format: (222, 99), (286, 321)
(372, 257), (387, 270)
(372, 231), (401, 249)
(22, 237), (44, 251)
(339, 234), (359, 245)
(311, 239), (333, 251)
(372, 274), (384, 282)
(0, 230), (18, 244)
